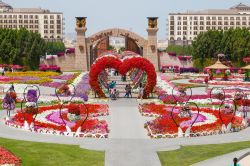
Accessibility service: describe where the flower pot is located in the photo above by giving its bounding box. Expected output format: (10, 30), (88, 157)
(67, 113), (81, 122)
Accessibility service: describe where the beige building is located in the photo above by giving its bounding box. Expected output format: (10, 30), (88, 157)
(168, 3), (250, 45)
(0, 1), (64, 41)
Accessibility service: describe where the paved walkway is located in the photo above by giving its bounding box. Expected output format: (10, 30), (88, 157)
(192, 148), (250, 166)
(1, 98), (250, 165)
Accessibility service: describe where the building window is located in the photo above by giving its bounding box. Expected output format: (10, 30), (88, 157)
(29, 15), (33, 19)
(177, 26), (181, 30)
(178, 16), (181, 20)
(194, 16), (198, 20)
(224, 27), (228, 30)
(44, 30), (48, 33)
(206, 21), (210, 25)
(170, 31), (174, 35)
(177, 31), (181, 35)
(183, 17), (187, 20)
(200, 21), (204, 25)
(50, 25), (54, 28)
(50, 30), (54, 33)
(242, 17), (246, 20)
(57, 30), (61, 34)
(224, 22), (228, 25)
(24, 15), (28, 19)
(218, 21), (222, 25)
(35, 15), (38, 19)
(194, 21), (198, 25)
(57, 20), (61, 24)
(212, 17), (216, 20)
(206, 16), (210, 20)
(236, 22), (240, 26)
(170, 16), (174, 20)
(194, 31), (198, 35)
(24, 20), (28, 23)
(206, 27), (210, 30)
(183, 31), (187, 35)
(212, 21), (216, 25)
(230, 22), (234, 25)
(35, 25), (39, 28)
(224, 17), (228, 20)
(35, 20), (39, 23)
(44, 25), (48, 29)
(183, 26), (187, 30)
(194, 26), (198, 30)
(230, 17), (234, 20)
(177, 22), (181, 25)
(19, 20), (23, 23)
(50, 20), (54, 24)
(30, 20), (33, 23)
(200, 26), (204, 30)
(183, 21), (187, 25)
(218, 17), (222, 20)
(19, 15), (22, 19)
(44, 15), (48, 19)
(200, 16), (204, 20)
(50, 15), (54, 19)
(170, 26), (174, 30)
(44, 20), (48, 24)
(242, 22), (246, 25)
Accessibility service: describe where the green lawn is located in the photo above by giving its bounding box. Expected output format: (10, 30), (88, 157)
(0, 137), (104, 166)
(158, 141), (250, 166)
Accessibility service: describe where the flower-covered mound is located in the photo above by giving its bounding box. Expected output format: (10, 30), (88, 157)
(6, 104), (109, 138)
(140, 103), (246, 138)
(0, 147), (21, 166)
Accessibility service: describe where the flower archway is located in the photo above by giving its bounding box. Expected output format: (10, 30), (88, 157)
(89, 55), (157, 99)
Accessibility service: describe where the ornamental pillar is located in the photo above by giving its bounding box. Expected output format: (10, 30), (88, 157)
(75, 17), (89, 71)
(146, 17), (159, 71)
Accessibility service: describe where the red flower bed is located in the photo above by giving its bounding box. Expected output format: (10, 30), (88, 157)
(0, 147), (21, 166)
(10, 104), (109, 133)
(141, 103), (245, 138)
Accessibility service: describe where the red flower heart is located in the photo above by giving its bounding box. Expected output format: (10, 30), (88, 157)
(89, 56), (157, 98)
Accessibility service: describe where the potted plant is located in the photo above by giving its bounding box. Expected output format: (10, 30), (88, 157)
(67, 104), (81, 122)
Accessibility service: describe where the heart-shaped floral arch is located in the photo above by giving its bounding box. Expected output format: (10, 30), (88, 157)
(89, 55), (157, 99)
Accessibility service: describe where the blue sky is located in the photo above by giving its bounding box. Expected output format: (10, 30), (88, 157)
(4, 0), (250, 39)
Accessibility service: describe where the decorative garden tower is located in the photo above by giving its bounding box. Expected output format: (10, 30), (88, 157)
(75, 17), (88, 71)
(146, 17), (159, 71)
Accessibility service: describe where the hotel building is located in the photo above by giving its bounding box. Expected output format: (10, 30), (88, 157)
(0, 0), (64, 41)
(167, 3), (250, 45)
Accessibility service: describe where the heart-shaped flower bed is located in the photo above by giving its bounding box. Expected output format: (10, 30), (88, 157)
(89, 55), (157, 98)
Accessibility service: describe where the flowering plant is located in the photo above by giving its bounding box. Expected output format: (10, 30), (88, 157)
(27, 89), (38, 102)
(57, 84), (71, 96)
(0, 147), (21, 166)
(68, 104), (81, 115)
(2, 91), (17, 110)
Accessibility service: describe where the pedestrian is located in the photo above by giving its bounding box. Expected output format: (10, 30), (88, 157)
(232, 157), (241, 166)
(127, 84), (132, 98)
(138, 83), (144, 99)
(124, 85), (129, 98)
